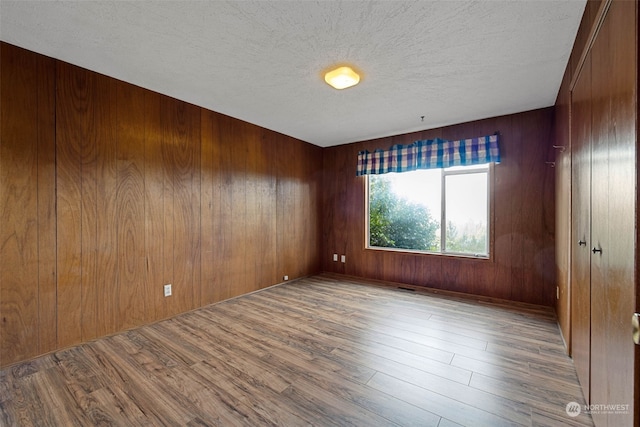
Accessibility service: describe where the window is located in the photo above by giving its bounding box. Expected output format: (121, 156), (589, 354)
(366, 164), (490, 257)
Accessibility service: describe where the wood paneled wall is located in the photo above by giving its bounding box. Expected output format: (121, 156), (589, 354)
(554, 0), (605, 350)
(0, 42), (322, 367)
(321, 109), (556, 306)
(554, 65), (572, 351)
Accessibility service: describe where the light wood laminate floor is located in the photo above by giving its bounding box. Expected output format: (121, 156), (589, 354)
(1, 274), (593, 426)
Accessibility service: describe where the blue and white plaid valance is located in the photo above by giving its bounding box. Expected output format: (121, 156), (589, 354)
(356, 134), (500, 176)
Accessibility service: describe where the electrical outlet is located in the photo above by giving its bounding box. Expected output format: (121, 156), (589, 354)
(164, 284), (172, 297)
(333, 253), (338, 262)
(341, 255), (346, 263)
(284, 275), (289, 281)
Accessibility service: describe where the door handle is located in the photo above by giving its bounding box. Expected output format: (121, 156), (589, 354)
(633, 313), (640, 345)
(578, 240), (587, 246)
(592, 247), (602, 254)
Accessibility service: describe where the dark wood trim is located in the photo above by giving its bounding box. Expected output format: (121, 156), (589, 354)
(322, 272), (558, 312)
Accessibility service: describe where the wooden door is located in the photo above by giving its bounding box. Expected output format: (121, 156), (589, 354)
(570, 49), (592, 402)
(588, 1), (636, 425)
(588, 24), (609, 423)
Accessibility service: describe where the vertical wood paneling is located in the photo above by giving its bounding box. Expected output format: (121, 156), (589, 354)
(321, 146), (337, 271)
(520, 109), (555, 306)
(207, 115), (225, 302)
(199, 110), (217, 306)
(144, 90), (165, 322)
(276, 137), (323, 282)
(0, 44), (56, 365)
(161, 98), (176, 316)
(116, 81), (146, 331)
(205, 111), (225, 304)
(95, 78), (119, 338)
(229, 119), (248, 295)
(276, 138), (294, 281)
(309, 142), (323, 275)
(56, 64), (118, 345)
(35, 48), (58, 356)
(162, 98), (201, 316)
(79, 71), (99, 343)
(322, 137), (351, 275)
(56, 61), (85, 348)
(338, 142), (357, 277)
(256, 129), (277, 289)
(492, 116), (515, 301)
(89, 74), (119, 338)
(217, 115), (235, 301)
(554, 64), (572, 352)
(244, 123), (260, 292)
(321, 108), (556, 306)
(507, 113), (525, 303)
(298, 141), (318, 278)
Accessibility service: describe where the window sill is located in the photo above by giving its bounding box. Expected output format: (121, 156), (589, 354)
(365, 246), (491, 261)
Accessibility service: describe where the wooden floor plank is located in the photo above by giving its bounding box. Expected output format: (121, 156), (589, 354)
(469, 371), (593, 425)
(244, 293), (457, 365)
(0, 274), (592, 426)
(367, 371), (519, 427)
(330, 346), (472, 385)
(372, 364), (533, 426)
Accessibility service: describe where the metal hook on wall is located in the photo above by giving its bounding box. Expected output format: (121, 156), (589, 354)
(552, 145), (566, 152)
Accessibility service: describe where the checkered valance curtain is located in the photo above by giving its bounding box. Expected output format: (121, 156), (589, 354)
(356, 134), (500, 176)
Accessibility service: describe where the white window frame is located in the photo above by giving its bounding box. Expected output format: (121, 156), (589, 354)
(365, 164), (492, 258)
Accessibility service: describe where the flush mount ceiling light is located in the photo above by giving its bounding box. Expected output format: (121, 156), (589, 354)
(324, 66), (360, 90)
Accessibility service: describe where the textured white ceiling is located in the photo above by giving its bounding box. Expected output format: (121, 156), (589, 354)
(0, 1), (585, 147)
